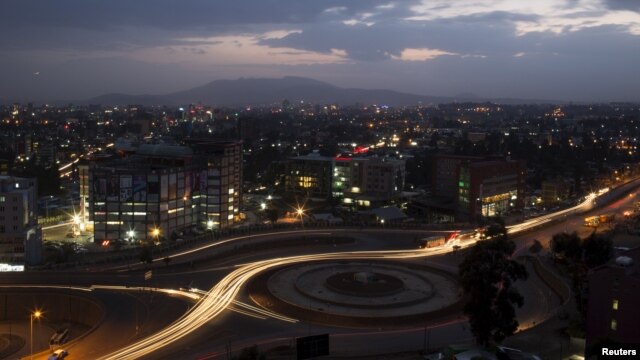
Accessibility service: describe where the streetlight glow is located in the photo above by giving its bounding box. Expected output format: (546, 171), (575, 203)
(31, 309), (42, 360)
(152, 228), (160, 237)
(207, 220), (214, 229)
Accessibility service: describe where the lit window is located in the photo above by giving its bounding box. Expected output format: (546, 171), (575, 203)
(611, 319), (617, 331)
(612, 299), (619, 310)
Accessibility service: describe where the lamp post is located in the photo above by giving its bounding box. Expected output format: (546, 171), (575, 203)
(72, 214), (81, 237)
(127, 230), (135, 243)
(30, 310), (42, 360)
(296, 207), (305, 228)
(152, 228), (160, 245)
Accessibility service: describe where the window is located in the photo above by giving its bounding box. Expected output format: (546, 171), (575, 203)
(611, 319), (617, 331)
(612, 299), (619, 310)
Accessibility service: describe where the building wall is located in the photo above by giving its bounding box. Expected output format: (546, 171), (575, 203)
(198, 141), (243, 229)
(355, 158), (405, 199)
(88, 141), (243, 243)
(586, 252), (640, 351)
(91, 167), (198, 242)
(458, 160), (525, 222)
(285, 156), (333, 199)
(432, 155), (481, 199)
(0, 176), (41, 265)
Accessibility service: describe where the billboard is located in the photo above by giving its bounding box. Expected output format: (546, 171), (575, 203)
(120, 175), (132, 201)
(107, 175), (119, 201)
(132, 175), (147, 202)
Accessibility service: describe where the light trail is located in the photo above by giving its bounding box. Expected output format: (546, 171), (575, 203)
(190, 289), (298, 323)
(98, 248), (450, 360)
(506, 192), (597, 235)
(110, 230), (334, 271)
(96, 185), (624, 359)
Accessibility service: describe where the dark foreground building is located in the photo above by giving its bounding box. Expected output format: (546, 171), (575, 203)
(586, 248), (640, 353)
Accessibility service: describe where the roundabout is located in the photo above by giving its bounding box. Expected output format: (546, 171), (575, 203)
(248, 260), (465, 328)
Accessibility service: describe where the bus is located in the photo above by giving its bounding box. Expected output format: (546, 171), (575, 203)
(419, 235), (447, 249)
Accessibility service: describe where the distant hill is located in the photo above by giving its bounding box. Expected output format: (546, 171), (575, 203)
(82, 76), (566, 106)
(84, 76), (457, 106)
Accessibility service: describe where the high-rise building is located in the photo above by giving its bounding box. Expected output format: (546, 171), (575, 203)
(0, 176), (41, 265)
(187, 139), (243, 230)
(85, 140), (242, 244)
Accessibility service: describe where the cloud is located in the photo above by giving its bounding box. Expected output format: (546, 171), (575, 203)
(1, 0), (639, 102)
(408, 0), (640, 35)
(130, 30), (350, 66)
(390, 48), (459, 61)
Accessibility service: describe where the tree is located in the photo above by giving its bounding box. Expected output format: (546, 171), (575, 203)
(551, 232), (582, 261)
(582, 233), (612, 268)
(529, 239), (542, 255)
(459, 221), (528, 346)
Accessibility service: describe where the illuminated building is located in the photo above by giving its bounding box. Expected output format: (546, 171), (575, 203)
(457, 159), (525, 222)
(285, 151), (333, 199)
(285, 152), (405, 206)
(0, 176), (41, 265)
(430, 155), (524, 222)
(86, 141), (242, 244)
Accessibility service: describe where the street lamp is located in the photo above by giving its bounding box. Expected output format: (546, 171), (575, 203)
(30, 309), (42, 360)
(127, 230), (135, 242)
(207, 220), (214, 230)
(296, 207), (305, 228)
(152, 228), (160, 244)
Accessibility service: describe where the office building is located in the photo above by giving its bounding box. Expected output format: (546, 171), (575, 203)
(285, 152), (405, 206)
(457, 159), (525, 222)
(431, 155), (525, 222)
(85, 140), (242, 244)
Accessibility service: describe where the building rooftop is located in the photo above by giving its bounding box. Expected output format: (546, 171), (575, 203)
(137, 144), (193, 158)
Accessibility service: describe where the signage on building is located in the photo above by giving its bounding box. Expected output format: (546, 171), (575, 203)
(0, 263), (25, 272)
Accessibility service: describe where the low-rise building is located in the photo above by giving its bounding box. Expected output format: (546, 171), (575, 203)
(586, 248), (640, 354)
(0, 176), (41, 265)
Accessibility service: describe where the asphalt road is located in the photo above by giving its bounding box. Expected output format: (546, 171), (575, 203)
(2, 182), (638, 359)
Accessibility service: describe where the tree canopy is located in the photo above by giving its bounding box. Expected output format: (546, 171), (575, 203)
(459, 220), (528, 346)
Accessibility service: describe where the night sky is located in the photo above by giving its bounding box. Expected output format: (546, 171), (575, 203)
(2, 0), (639, 102)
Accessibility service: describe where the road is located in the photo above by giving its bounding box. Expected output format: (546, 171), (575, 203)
(3, 180), (639, 359)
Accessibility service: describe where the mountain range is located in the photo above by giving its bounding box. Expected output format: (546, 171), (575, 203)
(81, 76), (561, 107)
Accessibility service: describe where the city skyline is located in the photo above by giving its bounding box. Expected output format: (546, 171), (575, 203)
(2, 0), (640, 103)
